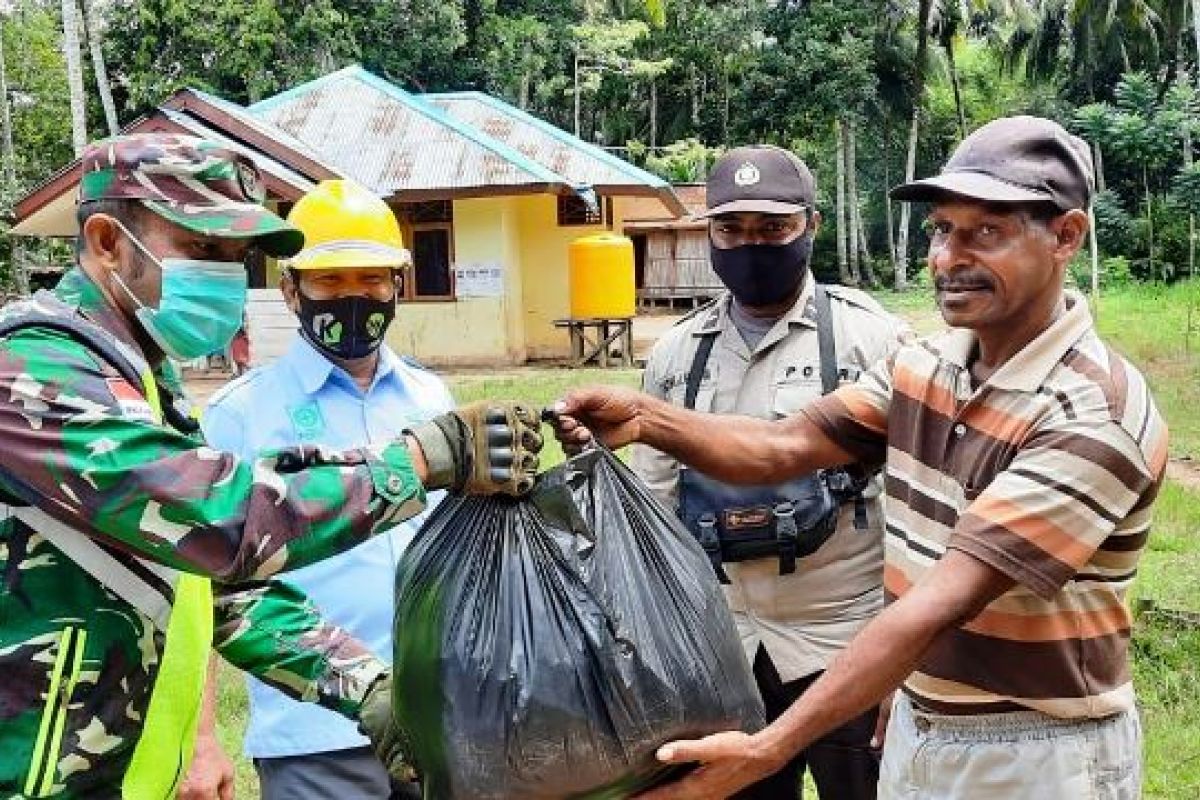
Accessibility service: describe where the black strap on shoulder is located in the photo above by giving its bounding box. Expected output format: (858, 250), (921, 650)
(813, 284), (838, 395)
(0, 314), (199, 435)
(0, 314), (146, 388)
(683, 331), (719, 410)
(813, 285), (870, 528)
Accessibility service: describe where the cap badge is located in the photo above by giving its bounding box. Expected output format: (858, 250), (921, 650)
(733, 162), (761, 187)
(237, 162), (265, 203)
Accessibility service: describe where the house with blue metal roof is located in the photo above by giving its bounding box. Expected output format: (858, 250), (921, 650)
(12, 65), (685, 365)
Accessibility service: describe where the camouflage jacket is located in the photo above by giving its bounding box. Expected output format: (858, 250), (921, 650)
(0, 268), (426, 798)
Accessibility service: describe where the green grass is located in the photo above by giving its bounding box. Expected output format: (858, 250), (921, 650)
(1131, 479), (1200, 799)
(1092, 281), (1200, 459)
(211, 283), (1200, 798)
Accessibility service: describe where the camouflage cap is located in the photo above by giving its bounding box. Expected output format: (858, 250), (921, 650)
(78, 133), (304, 257)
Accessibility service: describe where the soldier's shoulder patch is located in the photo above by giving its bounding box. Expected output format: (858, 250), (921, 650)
(105, 377), (156, 423)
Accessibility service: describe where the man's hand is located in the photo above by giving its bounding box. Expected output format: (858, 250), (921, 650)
(178, 732), (235, 800)
(408, 402), (543, 495)
(634, 731), (787, 800)
(359, 673), (419, 784)
(551, 386), (648, 453)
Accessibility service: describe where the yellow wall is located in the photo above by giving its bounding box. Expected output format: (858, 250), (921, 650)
(383, 196), (525, 365)
(359, 193), (635, 366)
(515, 194), (625, 360)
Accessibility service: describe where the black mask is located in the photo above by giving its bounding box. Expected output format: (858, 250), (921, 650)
(296, 289), (396, 359)
(709, 235), (813, 307)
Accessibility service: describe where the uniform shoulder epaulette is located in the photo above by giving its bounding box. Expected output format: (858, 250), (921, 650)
(822, 283), (891, 318)
(671, 295), (722, 329)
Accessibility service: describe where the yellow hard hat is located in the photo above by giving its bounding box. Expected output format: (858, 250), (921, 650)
(285, 179), (410, 270)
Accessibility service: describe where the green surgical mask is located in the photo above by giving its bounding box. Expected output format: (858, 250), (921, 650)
(112, 221), (249, 361)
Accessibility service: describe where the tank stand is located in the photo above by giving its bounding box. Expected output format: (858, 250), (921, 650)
(553, 317), (634, 368)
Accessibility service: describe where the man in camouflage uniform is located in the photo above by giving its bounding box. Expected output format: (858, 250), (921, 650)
(0, 133), (543, 799)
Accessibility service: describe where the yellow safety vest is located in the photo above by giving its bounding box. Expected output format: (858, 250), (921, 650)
(122, 372), (213, 799)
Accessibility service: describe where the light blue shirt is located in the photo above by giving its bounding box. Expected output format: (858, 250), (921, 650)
(202, 337), (453, 758)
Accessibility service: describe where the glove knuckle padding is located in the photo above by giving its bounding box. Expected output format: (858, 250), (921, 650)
(486, 423), (513, 448)
(488, 447), (514, 468)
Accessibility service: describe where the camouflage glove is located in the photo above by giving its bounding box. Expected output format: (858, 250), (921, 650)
(408, 402), (543, 496)
(358, 673), (417, 784)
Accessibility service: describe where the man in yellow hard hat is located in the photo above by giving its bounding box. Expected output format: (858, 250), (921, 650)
(190, 180), (453, 799)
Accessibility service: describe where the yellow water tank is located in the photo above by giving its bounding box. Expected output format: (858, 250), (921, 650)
(568, 233), (636, 319)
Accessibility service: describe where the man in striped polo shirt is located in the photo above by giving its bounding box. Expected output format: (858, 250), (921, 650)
(554, 115), (1167, 799)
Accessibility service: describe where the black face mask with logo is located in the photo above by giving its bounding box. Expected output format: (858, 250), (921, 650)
(296, 289), (396, 360)
(709, 234), (813, 308)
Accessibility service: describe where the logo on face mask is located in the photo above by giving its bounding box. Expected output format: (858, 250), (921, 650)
(313, 313), (343, 345)
(365, 312), (386, 339)
(734, 162), (761, 187)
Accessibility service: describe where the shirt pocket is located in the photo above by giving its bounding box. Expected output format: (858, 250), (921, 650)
(771, 371), (822, 418)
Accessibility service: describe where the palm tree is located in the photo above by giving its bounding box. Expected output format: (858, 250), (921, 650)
(60, 0), (86, 154)
(1004, 0), (1163, 100)
(932, 0), (968, 139)
(81, 0), (118, 136)
(0, 8), (15, 200)
(836, 118), (852, 284)
(895, 0), (933, 291)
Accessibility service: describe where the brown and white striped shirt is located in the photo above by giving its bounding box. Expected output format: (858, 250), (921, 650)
(805, 293), (1168, 718)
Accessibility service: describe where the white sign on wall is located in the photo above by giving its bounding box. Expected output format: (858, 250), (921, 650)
(454, 262), (505, 297)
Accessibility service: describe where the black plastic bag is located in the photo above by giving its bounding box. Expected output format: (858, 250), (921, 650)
(393, 448), (765, 799)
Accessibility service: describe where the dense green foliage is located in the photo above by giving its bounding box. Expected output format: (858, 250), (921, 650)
(6, 0), (1200, 284)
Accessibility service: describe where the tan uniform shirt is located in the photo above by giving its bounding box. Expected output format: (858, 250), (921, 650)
(632, 278), (909, 682)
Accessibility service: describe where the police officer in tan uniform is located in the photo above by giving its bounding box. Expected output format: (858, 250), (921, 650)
(633, 146), (908, 799)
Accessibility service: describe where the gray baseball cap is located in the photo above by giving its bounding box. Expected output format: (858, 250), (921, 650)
(891, 116), (1094, 212)
(696, 145), (816, 219)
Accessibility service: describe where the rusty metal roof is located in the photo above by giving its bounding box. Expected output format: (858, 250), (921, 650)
(249, 66), (683, 212)
(250, 67), (565, 196)
(426, 91), (674, 193)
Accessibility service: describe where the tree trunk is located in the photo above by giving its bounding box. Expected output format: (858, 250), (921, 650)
(1144, 166), (1155, 280)
(60, 0), (87, 154)
(1088, 205), (1100, 318)
(573, 51), (581, 137)
(896, 0), (933, 291)
(0, 16), (16, 199)
(689, 63), (699, 128)
(946, 40), (967, 140)
(896, 108), (920, 291)
(81, 0), (117, 136)
(841, 120), (860, 283)
(11, 238), (28, 295)
(835, 119), (851, 284)
(1180, 39), (1194, 279)
(846, 119), (865, 283)
(884, 131), (898, 274)
(857, 204), (879, 287)
(721, 61), (730, 143)
(649, 76), (658, 148)
(1093, 142), (1106, 193)
(1193, 0), (1200, 101)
